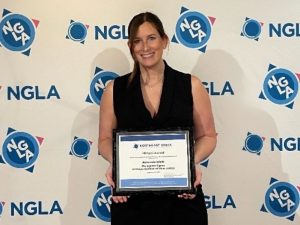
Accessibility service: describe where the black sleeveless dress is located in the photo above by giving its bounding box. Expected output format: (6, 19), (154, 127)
(112, 62), (208, 225)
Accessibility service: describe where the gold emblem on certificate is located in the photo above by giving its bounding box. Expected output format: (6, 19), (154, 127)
(112, 128), (196, 195)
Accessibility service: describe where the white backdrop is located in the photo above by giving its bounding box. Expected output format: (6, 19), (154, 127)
(0, 0), (300, 225)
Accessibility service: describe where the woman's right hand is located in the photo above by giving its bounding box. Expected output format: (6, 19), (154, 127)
(105, 164), (129, 203)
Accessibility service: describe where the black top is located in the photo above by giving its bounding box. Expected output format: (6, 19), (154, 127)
(113, 62), (193, 130)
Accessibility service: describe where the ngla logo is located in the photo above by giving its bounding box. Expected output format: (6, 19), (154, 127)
(261, 178), (300, 221)
(202, 81), (234, 96)
(0, 9), (39, 55)
(241, 17), (264, 41)
(271, 136), (300, 151)
(259, 64), (300, 109)
(7, 85), (61, 100)
(243, 132), (265, 155)
(66, 20), (89, 44)
(86, 67), (119, 105)
(0, 128), (43, 172)
(69, 136), (92, 160)
(205, 194), (236, 209)
(88, 182), (112, 222)
(243, 132), (300, 153)
(11, 200), (63, 216)
(269, 23), (300, 37)
(172, 7), (215, 53)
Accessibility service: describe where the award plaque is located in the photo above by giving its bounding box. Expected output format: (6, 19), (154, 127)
(112, 128), (196, 195)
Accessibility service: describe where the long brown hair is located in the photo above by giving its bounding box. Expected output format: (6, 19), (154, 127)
(127, 12), (168, 86)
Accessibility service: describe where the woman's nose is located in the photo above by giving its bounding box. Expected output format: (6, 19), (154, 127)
(142, 40), (149, 51)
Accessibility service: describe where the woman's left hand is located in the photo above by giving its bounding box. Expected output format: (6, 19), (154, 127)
(178, 165), (202, 200)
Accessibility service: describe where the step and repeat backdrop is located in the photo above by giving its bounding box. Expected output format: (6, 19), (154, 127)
(0, 0), (300, 224)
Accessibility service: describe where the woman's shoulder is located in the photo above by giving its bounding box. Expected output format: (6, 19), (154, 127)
(113, 72), (131, 87)
(190, 74), (208, 98)
(166, 63), (204, 87)
(166, 64), (191, 85)
(112, 72), (133, 94)
(190, 74), (202, 84)
(166, 63), (189, 77)
(114, 72), (131, 82)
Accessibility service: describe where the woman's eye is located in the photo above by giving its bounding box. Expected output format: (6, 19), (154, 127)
(149, 36), (156, 40)
(133, 39), (141, 44)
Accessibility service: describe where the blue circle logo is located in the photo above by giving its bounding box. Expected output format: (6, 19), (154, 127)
(2, 131), (39, 169)
(89, 71), (118, 105)
(175, 11), (212, 49)
(68, 22), (87, 42)
(92, 185), (112, 222)
(244, 134), (264, 154)
(263, 68), (299, 106)
(0, 13), (36, 52)
(242, 19), (261, 39)
(265, 181), (300, 218)
(71, 138), (90, 158)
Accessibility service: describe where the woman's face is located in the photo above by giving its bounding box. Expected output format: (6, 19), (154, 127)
(130, 22), (168, 69)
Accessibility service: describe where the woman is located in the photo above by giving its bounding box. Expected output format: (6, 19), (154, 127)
(99, 12), (217, 225)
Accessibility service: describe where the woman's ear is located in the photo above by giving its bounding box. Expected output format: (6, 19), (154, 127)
(128, 41), (133, 55)
(163, 35), (169, 49)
